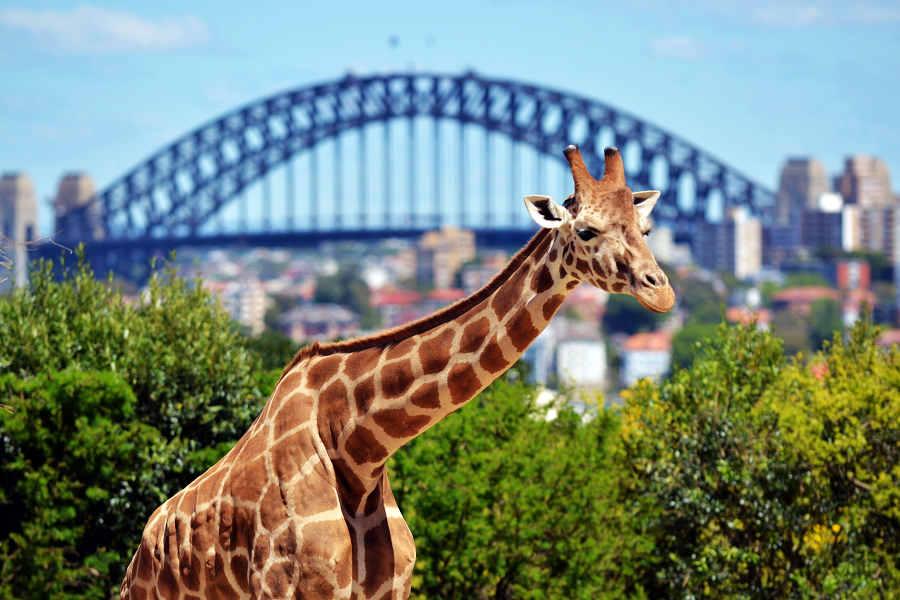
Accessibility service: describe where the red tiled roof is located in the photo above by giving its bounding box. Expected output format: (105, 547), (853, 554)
(372, 289), (422, 306)
(428, 288), (467, 302)
(623, 331), (672, 352)
(877, 329), (900, 347)
(726, 307), (772, 325)
(773, 286), (840, 304)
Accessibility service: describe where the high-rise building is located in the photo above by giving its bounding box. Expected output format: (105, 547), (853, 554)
(416, 226), (476, 289)
(53, 172), (104, 241)
(837, 155), (893, 208)
(799, 192), (865, 253)
(776, 158), (830, 226)
(0, 172), (38, 289)
(693, 206), (762, 279)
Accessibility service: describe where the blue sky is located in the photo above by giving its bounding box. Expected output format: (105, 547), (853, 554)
(1, 1), (899, 233)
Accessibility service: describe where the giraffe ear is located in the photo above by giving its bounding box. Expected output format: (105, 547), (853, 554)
(524, 195), (571, 229)
(633, 190), (661, 220)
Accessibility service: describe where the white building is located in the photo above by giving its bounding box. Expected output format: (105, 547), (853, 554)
(620, 331), (672, 386)
(204, 278), (268, 335)
(523, 318), (608, 389)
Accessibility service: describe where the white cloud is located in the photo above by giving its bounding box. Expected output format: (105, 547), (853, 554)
(0, 5), (209, 53)
(752, 4), (825, 27)
(750, 1), (900, 27)
(650, 36), (705, 60)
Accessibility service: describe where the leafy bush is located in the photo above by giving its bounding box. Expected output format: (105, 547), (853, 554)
(0, 370), (166, 598)
(617, 322), (899, 597)
(390, 373), (645, 599)
(0, 256), (274, 595)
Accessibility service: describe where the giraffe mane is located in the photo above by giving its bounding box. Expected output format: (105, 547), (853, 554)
(278, 228), (553, 381)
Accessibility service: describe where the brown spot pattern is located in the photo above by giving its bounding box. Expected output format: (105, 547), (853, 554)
(532, 265), (554, 293)
(317, 380), (349, 450)
(410, 382), (440, 409)
(344, 347), (381, 380)
(373, 408), (431, 438)
(344, 426), (388, 464)
(543, 294), (565, 320)
(448, 363), (481, 404)
(386, 338), (416, 360)
(507, 309), (540, 351)
(419, 328), (454, 374)
(479, 339), (508, 374)
(491, 264), (527, 317)
(353, 376), (376, 413)
(459, 317), (490, 353)
(381, 360), (415, 398)
(363, 519), (394, 596)
(306, 355), (342, 388)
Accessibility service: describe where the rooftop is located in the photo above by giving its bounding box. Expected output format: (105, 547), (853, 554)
(623, 331), (672, 352)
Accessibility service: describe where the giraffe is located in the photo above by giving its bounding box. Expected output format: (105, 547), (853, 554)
(120, 144), (675, 599)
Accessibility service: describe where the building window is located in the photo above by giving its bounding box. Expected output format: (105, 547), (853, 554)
(25, 224), (34, 242)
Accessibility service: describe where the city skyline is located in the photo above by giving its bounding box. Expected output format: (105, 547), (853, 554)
(2, 1), (899, 235)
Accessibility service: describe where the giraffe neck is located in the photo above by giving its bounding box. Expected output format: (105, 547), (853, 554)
(325, 228), (579, 513)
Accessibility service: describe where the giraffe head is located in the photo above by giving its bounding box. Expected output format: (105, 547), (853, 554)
(524, 145), (676, 313)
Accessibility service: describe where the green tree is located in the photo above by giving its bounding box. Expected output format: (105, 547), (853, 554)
(616, 322), (899, 597)
(244, 329), (299, 370)
(679, 277), (724, 325)
(809, 298), (843, 350)
(0, 255), (274, 594)
(390, 374), (644, 599)
(314, 263), (380, 329)
(0, 370), (166, 599)
(670, 322), (718, 371)
(603, 294), (666, 335)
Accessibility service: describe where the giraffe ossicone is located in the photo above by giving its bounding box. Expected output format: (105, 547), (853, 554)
(120, 144), (675, 599)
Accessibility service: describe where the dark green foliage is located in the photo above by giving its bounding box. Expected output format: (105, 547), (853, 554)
(0, 256), (272, 596)
(1, 253), (896, 598)
(0, 370), (166, 598)
(677, 276), (723, 325)
(244, 329), (299, 370)
(809, 298), (843, 350)
(670, 322), (718, 371)
(602, 294), (666, 335)
(390, 377), (644, 599)
(314, 263), (380, 328)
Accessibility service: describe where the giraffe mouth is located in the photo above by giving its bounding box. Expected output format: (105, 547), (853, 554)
(632, 286), (676, 313)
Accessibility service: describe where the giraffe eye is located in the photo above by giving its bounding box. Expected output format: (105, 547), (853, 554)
(576, 228), (598, 241)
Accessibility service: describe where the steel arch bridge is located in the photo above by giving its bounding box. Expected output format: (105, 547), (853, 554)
(49, 70), (773, 279)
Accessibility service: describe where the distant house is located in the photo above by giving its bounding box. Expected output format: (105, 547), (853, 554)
(772, 286), (840, 315)
(372, 288), (424, 327)
(621, 331), (672, 386)
(204, 279), (268, 335)
(278, 303), (359, 343)
(877, 329), (900, 348)
(523, 318), (608, 389)
(424, 288), (467, 312)
(725, 307), (772, 331)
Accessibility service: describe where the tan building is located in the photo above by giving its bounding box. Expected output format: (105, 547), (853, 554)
(416, 226), (476, 289)
(0, 172), (38, 289)
(776, 158), (830, 226)
(54, 172), (104, 241)
(837, 155), (893, 208)
(855, 205), (898, 256)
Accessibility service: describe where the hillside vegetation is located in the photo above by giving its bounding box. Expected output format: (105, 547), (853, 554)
(0, 260), (896, 598)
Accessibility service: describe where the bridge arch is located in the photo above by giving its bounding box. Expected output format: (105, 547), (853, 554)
(65, 71), (773, 242)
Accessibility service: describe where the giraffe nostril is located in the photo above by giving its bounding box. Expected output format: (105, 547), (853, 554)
(643, 273), (659, 287)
